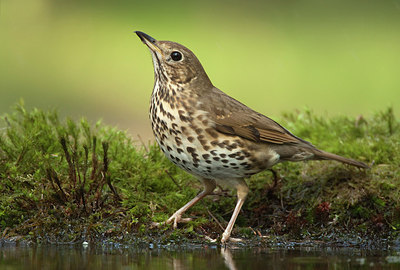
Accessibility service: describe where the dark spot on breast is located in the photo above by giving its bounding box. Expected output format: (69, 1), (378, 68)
(236, 156), (245, 160)
(193, 163), (199, 168)
(177, 148), (184, 154)
(169, 128), (178, 136)
(202, 120), (209, 126)
(223, 165), (229, 168)
(220, 154), (226, 158)
(179, 115), (188, 122)
(217, 143), (226, 148)
(161, 120), (168, 131)
(187, 136), (194, 142)
(159, 103), (176, 121)
(193, 156), (200, 164)
(213, 157), (220, 161)
(167, 112), (175, 121)
(159, 102), (165, 113)
(178, 110), (188, 122)
(210, 150), (217, 156)
(229, 143), (238, 149)
(221, 159), (228, 163)
(202, 154), (210, 159)
(203, 145), (210, 151)
(186, 147), (196, 153)
(175, 136), (182, 146)
(206, 160), (212, 164)
(167, 146), (172, 151)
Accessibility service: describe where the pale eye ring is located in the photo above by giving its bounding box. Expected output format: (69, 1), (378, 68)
(170, 51), (182, 61)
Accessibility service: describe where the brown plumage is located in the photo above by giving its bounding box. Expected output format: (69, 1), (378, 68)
(198, 87), (367, 168)
(136, 31), (368, 243)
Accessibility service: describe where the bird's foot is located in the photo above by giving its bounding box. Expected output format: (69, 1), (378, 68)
(151, 212), (192, 229)
(150, 222), (162, 228)
(167, 212), (192, 228)
(227, 237), (243, 243)
(204, 235), (218, 243)
(204, 233), (243, 244)
(221, 231), (243, 244)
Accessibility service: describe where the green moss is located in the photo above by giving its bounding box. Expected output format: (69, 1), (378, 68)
(0, 103), (399, 243)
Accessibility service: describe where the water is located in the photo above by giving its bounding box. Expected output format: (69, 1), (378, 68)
(1, 243), (400, 270)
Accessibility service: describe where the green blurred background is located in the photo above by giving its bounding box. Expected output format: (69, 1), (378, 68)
(1, 0), (399, 141)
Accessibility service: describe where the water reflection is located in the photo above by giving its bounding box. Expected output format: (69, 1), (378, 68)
(221, 248), (237, 270)
(1, 243), (400, 270)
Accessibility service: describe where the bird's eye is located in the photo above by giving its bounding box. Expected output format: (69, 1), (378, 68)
(170, 51), (182, 61)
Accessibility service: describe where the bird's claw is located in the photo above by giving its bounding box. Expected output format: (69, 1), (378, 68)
(227, 237), (243, 243)
(204, 235), (217, 243)
(166, 213), (192, 228)
(221, 231), (243, 244)
(150, 221), (163, 228)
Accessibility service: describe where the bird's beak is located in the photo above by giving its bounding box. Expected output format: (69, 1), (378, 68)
(135, 31), (163, 56)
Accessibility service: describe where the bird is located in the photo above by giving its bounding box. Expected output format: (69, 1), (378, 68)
(135, 31), (368, 243)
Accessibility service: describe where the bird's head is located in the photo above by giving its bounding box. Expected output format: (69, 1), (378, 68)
(136, 31), (212, 88)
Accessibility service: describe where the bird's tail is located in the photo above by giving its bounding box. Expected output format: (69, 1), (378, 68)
(314, 150), (369, 169)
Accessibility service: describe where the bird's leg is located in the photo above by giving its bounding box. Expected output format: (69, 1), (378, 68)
(221, 179), (249, 243)
(163, 179), (216, 229)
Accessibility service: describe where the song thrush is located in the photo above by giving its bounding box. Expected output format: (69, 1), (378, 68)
(135, 31), (368, 243)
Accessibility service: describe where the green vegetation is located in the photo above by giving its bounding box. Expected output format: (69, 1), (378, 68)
(0, 104), (399, 245)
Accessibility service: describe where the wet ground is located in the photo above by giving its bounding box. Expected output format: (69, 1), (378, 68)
(2, 241), (400, 270)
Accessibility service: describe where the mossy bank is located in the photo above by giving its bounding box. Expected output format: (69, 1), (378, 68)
(0, 104), (399, 247)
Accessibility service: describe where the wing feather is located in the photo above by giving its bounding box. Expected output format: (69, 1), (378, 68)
(199, 87), (310, 146)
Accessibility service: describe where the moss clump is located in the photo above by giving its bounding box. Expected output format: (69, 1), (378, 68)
(0, 103), (399, 245)
(0, 102), (195, 242)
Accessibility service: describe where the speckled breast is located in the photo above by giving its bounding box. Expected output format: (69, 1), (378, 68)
(149, 84), (275, 180)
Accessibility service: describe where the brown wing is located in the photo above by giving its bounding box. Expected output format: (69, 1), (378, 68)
(197, 87), (368, 168)
(199, 87), (311, 146)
